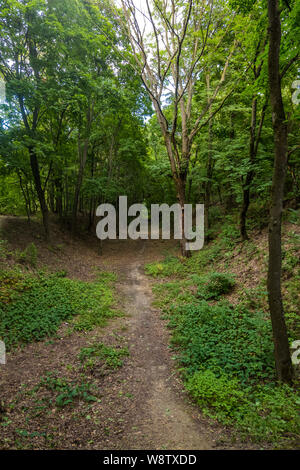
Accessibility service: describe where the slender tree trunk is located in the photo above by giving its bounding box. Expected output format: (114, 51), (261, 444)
(240, 34), (268, 240)
(25, 181), (32, 215)
(55, 178), (63, 220)
(240, 95), (268, 240)
(240, 181), (251, 241)
(217, 185), (223, 205)
(204, 163), (213, 240)
(205, 121), (213, 241)
(17, 170), (31, 223)
(187, 150), (198, 202)
(267, 0), (293, 384)
(72, 104), (92, 234)
(205, 74), (214, 241)
(88, 149), (96, 232)
(240, 97), (257, 240)
(72, 138), (88, 234)
(49, 181), (55, 213)
(29, 148), (50, 240)
(88, 198), (95, 233)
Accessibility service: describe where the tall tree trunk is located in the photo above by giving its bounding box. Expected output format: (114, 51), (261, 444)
(88, 149), (96, 232)
(240, 97), (257, 241)
(72, 105), (93, 234)
(240, 96), (268, 240)
(267, 0), (293, 384)
(72, 138), (89, 234)
(29, 148), (50, 240)
(25, 180), (33, 215)
(205, 120), (213, 241)
(55, 177), (63, 220)
(17, 170), (31, 223)
(205, 74), (214, 241)
(240, 34), (268, 240)
(187, 150), (198, 202)
(240, 181), (251, 241)
(49, 181), (55, 213)
(205, 156), (213, 240)
(162, 131), (191, 257)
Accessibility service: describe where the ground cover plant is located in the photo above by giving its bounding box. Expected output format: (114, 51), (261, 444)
(0, 267), (118, 350)
(146, 219), (300, 447)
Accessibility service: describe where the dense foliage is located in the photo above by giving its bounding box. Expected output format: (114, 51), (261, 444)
(0, 0), (298, 234)
(146, 214), (300, 445)
(0, 268), (117, 349)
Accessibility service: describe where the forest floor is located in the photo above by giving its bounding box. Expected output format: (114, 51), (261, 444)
(0, 215), (260, 450)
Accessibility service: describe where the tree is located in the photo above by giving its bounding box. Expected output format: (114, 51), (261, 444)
(239, 27), (269, 241)
(267, 0), (293, 384)
(114, 0), (238, 255)
(0, 0), (78, 239)
(0, 0), (125, 237)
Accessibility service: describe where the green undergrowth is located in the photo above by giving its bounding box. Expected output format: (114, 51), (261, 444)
(0, 267), (119, 350)
(145, 219), (243, 279)
(147, 225), (300, 448)
(32, 372), (99, 408)
(78, 342), (129, 370)
(191, 272), (235, 300)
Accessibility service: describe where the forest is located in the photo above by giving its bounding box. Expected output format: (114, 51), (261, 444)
(0, 0), (299, 452)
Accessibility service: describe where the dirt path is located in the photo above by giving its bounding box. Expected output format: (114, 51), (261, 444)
(112, 260), (218, 450)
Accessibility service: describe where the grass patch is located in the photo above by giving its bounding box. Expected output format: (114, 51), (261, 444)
(0, 268), (118, 350)
(33, 372), (98, 408)
(78, 343), (129, 370)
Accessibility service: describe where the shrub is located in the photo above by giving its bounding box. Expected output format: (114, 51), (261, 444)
(78, 343), (129, 369)
(186, 369), (245, 418)
(192, 272), (235, 300)
(36, 373), (98, 408)
(15, 243), (38, 267)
